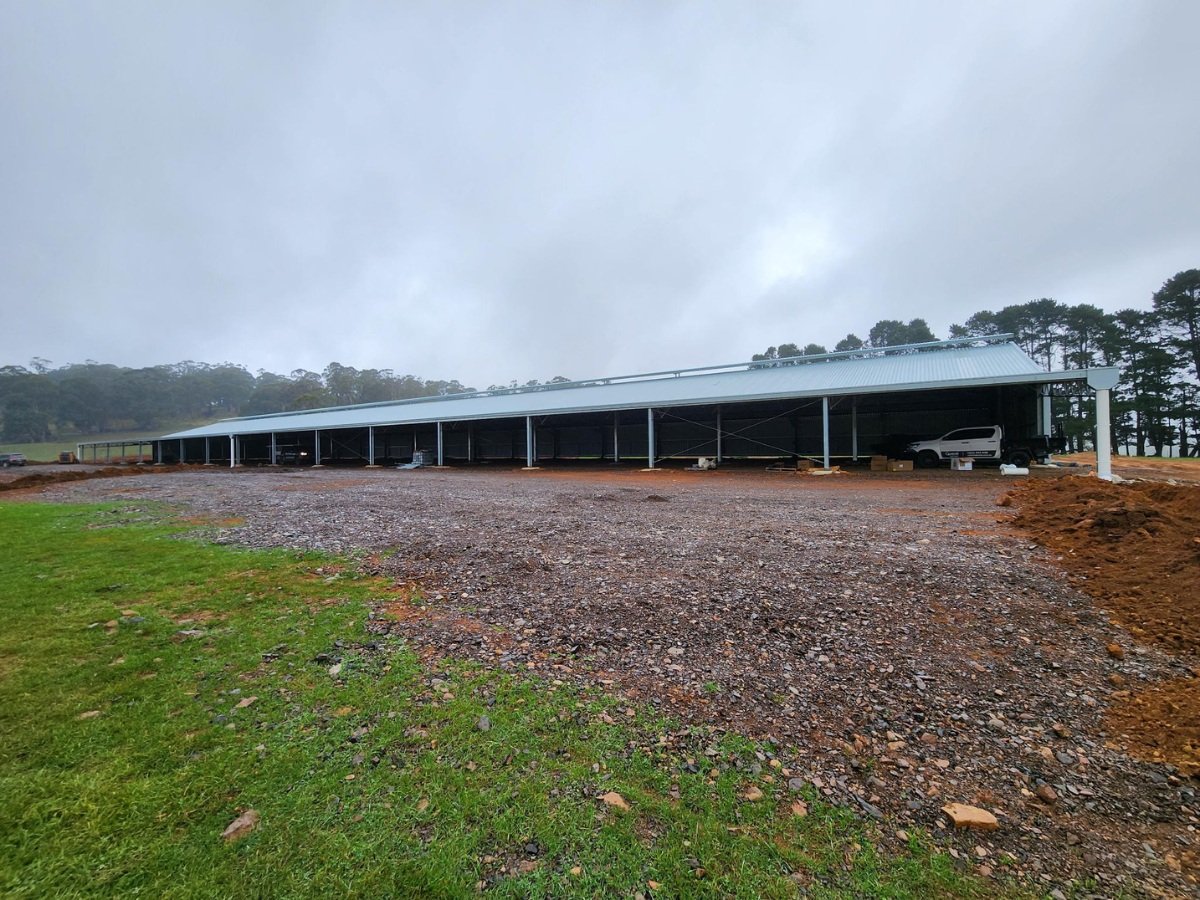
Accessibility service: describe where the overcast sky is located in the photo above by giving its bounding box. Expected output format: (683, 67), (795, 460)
(2, 2), (1197, 387)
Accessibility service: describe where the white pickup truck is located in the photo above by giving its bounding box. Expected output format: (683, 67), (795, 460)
(906, 426), (1061, 469)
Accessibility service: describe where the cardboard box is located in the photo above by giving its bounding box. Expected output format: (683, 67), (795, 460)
(950, 457), (974, 471)
(869, 454), (889, 472)
(887, 459), (913, 472)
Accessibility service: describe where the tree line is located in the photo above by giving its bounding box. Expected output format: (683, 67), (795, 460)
(4, 268), (1196, 455)
(755, 269), (1200, 456)
(0, 361), (475, 443)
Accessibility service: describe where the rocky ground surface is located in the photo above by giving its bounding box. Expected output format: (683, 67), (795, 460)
(23, 464), (1199, 897)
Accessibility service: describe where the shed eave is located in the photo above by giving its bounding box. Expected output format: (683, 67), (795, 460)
(159, 366), (1106, 441)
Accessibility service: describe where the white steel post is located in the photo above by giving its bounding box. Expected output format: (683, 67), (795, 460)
(716, 407), (723, 464)
(179, 439), (185, 464)
(1096, 388), (1113, 481)
(204, 437), (211, 465)
(851, 398), (858, 461)
(1041, 386), (1053, 437)
(313, 429), (322, 466)
(229, 435), (236, 468)
(525, 416), (535, 468)
(613, 412), (620, 463)
(646, 408), (656, 469)
(270, 433), (278, 465)
(1085, 369), (1119, 480)
(822, 396), (831, 469)
(467, 424), (474, 463)
(436, 422), (444, 466)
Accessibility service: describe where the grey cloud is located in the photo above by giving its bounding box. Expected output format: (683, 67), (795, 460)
(2, 1), (1196, 387)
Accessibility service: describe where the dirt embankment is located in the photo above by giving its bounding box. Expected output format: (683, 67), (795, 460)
(1007, 476), (1200, 776)
(0, 465), (189, 494)
(1008, 477), (1200, 654)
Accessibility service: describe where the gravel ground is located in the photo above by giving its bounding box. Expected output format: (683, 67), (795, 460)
(28, 465), (1199, 896)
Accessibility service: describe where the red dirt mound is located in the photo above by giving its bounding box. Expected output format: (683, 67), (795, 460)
(1006, 476), (1200, 655)
(1105, 676), (1200, 777)
(0, 465), (188, 493)
(1007, 475), (1200, 776)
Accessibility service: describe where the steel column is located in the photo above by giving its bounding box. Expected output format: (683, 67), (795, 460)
(271, 432), (278, 465)
(613, 413), (620, 463)
(436, 422), (444, 466)
(716, 407), (723, 464)
(851, 398), (858, 461)
(179, 439), (185, 464)
(229, 435), (236, 468)
(314, 429), (322, 466)
(525, 416), (535, 467)
(204, 437), (211, 465)
(467, 424), (474, 463)
(1040, 386), (1053, 437)
(822, 396), (830, 469)
(646, 408), (656, 469)
(1095, 388), (1113, 481)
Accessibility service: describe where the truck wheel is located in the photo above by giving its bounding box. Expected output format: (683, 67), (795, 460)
(1007, 449), (1031, 468)
(916, 450), (940, 469)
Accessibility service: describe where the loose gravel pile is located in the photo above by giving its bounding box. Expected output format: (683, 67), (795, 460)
(33, 465), (1199, 896)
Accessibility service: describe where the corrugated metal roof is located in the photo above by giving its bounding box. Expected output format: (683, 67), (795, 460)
(162, 343), (1101, 439)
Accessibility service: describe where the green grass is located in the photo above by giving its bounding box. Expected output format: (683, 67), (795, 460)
(0, 503), (996, 898)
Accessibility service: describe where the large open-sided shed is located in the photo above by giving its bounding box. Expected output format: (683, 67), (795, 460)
(125, 338), (1121, 478)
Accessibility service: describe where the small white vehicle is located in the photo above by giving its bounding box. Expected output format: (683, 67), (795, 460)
(906, 426), (1059, 469)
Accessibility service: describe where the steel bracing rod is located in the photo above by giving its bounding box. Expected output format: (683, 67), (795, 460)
(661, 430), (811, 461)
(656, 400), (824, 459)
(655, 410), (813, 460)
(326, 430), (373, 460)
(663, 398), (822, 435)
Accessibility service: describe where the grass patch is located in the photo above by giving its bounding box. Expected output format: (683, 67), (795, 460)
(0, 502), (995, 898)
